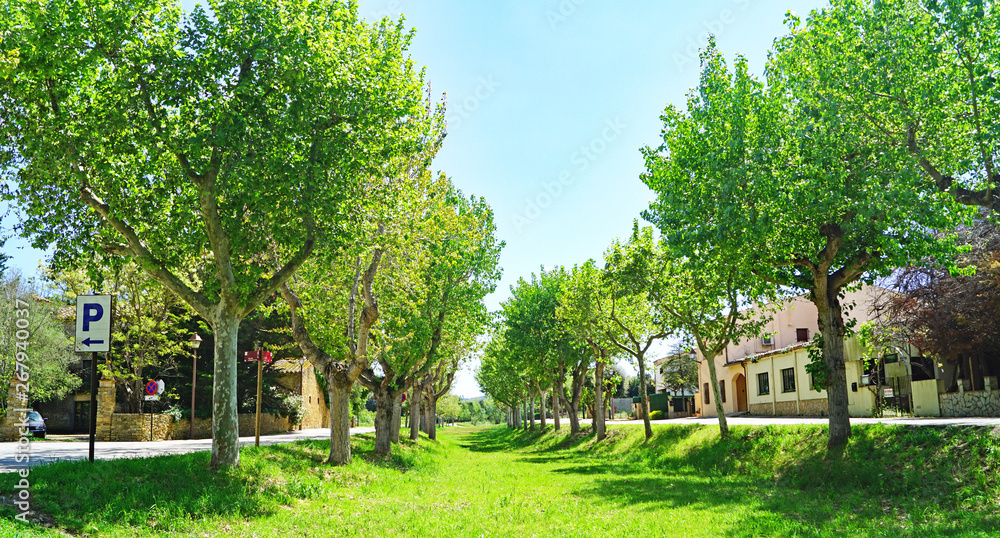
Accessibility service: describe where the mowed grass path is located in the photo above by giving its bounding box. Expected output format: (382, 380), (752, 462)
(3, 424), (1000, 536)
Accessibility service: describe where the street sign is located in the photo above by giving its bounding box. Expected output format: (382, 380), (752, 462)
(144, 395), (159, 401)
(145, 380), (158, 396)
(243, 350), (273, 363)
(75, 295), (113, 353)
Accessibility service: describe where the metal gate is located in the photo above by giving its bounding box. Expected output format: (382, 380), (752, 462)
(882, 376), (913, 414)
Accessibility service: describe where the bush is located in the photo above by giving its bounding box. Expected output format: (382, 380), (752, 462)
(355, 409), (375, 426)
(649, 410), (665, 420)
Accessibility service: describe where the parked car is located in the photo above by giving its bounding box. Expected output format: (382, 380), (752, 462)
(26, 411), (46, 439)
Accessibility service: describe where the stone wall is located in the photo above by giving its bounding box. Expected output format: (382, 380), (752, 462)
(774, 401), (798, 416)
(749, 403), (774, 416)
(941, 388), (1000, 417)
(168, 417), (214, 440)
(108, 414), (173, 441)
(798, 398), (829, 416)
(166, 414), (291, 440)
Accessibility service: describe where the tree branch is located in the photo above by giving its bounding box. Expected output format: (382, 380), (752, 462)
(80, 186), (213, 317)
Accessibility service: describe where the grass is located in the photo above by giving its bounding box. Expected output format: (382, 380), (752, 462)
(2, 423), (1000, 536)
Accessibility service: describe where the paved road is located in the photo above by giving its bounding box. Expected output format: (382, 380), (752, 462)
(587, 416), (1000, 427)
(0, 427), (375, 473)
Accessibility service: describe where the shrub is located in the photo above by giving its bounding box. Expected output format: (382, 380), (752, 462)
(649, 410), (665, 420)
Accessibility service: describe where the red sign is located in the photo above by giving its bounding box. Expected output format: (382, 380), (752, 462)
(243, 350), (273, 363)
(145, 380), (158, 395)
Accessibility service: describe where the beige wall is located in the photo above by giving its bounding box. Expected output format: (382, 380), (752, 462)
(912, 379), (940, 417)
(697, 285), (887, 418)
(714, 286), (882, 365)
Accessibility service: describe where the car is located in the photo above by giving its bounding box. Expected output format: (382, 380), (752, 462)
(26, 411), (46, 439)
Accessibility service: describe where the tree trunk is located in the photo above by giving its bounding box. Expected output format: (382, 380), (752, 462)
(409, 386), (422, 441)
(373, 387), (393, 456)
(514, 404), (522, 428)
(552, 380), (561, 431)
(390, 393), (402, 445)
(595, 361), (606, 441)
(529, 396), (536, 431)
(565, 392), (580, 434)
(422, 396), (432, 435)
(637, 353), (653, 441)
(427, 397), (438, 440)
(705, 345), (730, 438)
(209, 312), (240, 469)
(815, 284), (851, 448)
(327, 373), (353, 465)
(537, 385), (547, 430)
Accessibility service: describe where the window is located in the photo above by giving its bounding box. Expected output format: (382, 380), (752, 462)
(796, 328), (809, 342)
(703, 383), (710, 404)
(782, 367), (796, 392)
(757, 372), (770, 395)
(719, 380), (726, 403)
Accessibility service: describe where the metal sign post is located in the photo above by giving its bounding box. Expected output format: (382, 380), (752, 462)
(244, 348), (273, 447)
(76, 295), (113, 463)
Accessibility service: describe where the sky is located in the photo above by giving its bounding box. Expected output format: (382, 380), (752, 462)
(1, 0), (832, 398)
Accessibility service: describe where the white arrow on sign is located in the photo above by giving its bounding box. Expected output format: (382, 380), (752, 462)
(75, 295), (113, 353)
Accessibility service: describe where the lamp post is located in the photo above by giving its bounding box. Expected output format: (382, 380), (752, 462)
(189, 333), (202, 439)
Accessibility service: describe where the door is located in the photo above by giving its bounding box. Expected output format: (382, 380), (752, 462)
(73, 401), (91, 433)
(734, 374), (748, 413)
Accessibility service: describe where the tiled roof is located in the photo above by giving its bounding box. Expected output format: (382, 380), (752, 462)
(726, 341), (811, 366)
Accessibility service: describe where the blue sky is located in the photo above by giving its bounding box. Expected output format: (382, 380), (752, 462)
(2, 0), (831, 396)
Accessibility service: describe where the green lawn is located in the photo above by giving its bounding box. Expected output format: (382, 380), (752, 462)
(2, 423), (1000, 536)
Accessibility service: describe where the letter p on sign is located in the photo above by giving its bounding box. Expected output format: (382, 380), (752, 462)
(75, 295), (113, 353)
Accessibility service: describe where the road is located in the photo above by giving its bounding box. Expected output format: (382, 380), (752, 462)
(0, 427), (374, 473)
(587, 415), (1000, 427)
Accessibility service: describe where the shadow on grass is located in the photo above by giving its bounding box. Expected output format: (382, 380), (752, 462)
(0, 433), (428, 534)
(462, 423), (1000, 536)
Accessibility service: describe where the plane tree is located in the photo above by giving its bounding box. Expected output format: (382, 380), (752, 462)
(361, 175), (501, 453)
(641, 42), (963, 447)
(600, 233), (673, 441)
(558, 261), (615, 441)
(769, 0), (1000, 213)
(0, 0), (429, 467)
(499, 272), (566, 431)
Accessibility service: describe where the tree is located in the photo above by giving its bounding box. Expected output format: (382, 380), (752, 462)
(360, 175), (500, 453)
(0, 0), (429, 468)
(621, 226), (769, 438)
(435, 393), (462, 424)
(657, 345), (698, 398)
(279, 103), (445, 463)
(625, 375), (655, 399)
(559, 261), (615, 440)
(769, 0), (1000, 213)
(641, 41), (962, 447)
(601, 234), (674, 440)
(0, 271), (81, 412)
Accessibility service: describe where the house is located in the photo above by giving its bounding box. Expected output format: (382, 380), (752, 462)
(694, 284), (944, 418)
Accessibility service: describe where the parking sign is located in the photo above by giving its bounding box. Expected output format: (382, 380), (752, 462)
(75, 295), (113, 353)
